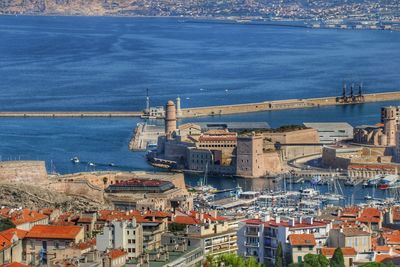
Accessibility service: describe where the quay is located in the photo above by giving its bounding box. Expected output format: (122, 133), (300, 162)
(0, 91), (399, 118)
(0, 111), (142, 118)
(180, 91), (400, 118)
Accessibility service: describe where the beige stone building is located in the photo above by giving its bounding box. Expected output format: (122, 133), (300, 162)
(328, 228), (371, 253)
(288, 234), (317, 264)
(321, 247), (357, 267)
(24, 225), (84, 265)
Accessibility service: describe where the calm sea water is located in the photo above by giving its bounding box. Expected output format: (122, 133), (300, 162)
(0, 16), (399, 196)
(0, 16), (400, 111)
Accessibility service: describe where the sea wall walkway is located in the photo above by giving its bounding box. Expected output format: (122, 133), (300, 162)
(0, 91), (399, 118)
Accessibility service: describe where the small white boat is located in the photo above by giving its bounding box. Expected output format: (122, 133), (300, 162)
(109, 163), (115, 167)
(71, 157), (80, 164)
(88, 162), (95, 167)
(300, 188), (319, 198)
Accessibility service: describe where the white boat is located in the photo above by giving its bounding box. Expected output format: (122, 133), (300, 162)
(378, 175), (398, 189)
(368, 175), (384, 186)
(300, 188), (319, 198)
(311, 175), (322, 185)
(71, 157), (80, 164)
(88, 162), (95, 167)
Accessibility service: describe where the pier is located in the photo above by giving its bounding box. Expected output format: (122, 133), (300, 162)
(0, 111), (142, 118)
(0, 91), (399, 118)
(180, 91), (400, 118)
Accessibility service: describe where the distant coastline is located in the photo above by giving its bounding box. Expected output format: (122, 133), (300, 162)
(1, 13), (398, 31)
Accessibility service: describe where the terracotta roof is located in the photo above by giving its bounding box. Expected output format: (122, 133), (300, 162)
(73, 239), (96, 250)
(375, 254), (394, 263)
(288, 234), (316, 246)
(144, 211), (171, 218)
(0, 228), (28, 240)
(199, 136), (237, 142)
(374, 246), (391, 253)
(0, 263), (32, 267)
(321, 247), (357, 257)
(0, 209), (48, 226)
(0, 235), (11, 251)
(341, 228), (370, 237)
(106, 249), (127, 260)
(173, 216), (201, 225)
(26, 225), (82, 240)
(348, 164), (396, 170)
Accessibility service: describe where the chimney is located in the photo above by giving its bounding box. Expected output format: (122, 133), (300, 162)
(275, 216), (280, 224)
(289, 218), (295, 227)
(299, 216), (303, 224)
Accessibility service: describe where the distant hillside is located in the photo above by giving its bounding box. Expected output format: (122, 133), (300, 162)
(0, 0), (399, 22)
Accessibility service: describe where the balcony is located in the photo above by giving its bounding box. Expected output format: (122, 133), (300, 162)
(244, 241), (259, 247)
(245, 230), (259, 237)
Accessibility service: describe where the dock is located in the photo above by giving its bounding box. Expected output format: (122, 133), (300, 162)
(0, 91), (399, 119)
(179, 91), (400, 118)
(0, 111), (142, 118)
(129, 123), (164, 151)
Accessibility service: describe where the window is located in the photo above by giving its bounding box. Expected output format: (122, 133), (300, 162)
(298, 246), (302, 251)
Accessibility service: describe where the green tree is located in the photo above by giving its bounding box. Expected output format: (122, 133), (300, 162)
(0, 218), (15, 231)
(204, 253), (262, 267)
(330, 248), (345, 267)
(304, 254), (329, 267)
(359, 263), (397, 267)
(275, 242), (284, 267)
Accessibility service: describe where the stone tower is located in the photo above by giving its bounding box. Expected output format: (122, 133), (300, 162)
(165, 100), (177, 140)
(382, 106), (397, 146)
(236, 133), (265, 177)
(176, 96), (182, 118)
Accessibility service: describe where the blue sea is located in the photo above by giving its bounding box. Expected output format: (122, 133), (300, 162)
(0, 15), (399, 193)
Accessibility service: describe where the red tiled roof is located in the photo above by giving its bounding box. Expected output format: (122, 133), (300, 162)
(0, 262), (32, 267)
(26, 225), (82, 240)
(106, 249), (127, 260)
(374, 246), (391, 253)
(348, 164), (396, 170)
(375, 254), (394, 263)
(341, 228), (370, 237)
(112, 178), (171, 187)
(321, 247), (357, 257)
(288, 234), (316, 246)
(173, 216), (201, 225)
(0, 209), (48, 226)
(73, 239), (96, 250)
(0, 235), (11, 251)
(144, 211), (171, 218)
(199, 136), (237, 142)
(0, 228), (28, 240)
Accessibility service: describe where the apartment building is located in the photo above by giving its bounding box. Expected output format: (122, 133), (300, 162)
(237, 216), (330, 265)
(96, 220), (143, 261)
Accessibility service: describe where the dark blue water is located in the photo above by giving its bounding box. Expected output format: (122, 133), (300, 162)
(0, 16), (399, 185)
(0, 16), (399, 111)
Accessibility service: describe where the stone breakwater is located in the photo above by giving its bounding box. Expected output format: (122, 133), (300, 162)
(0, 91), (399, 118)
(179, 91), (400, 118)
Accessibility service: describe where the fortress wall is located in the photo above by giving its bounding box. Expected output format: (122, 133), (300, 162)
(0, 161), (48, 184)
(49, 180), (104, 203)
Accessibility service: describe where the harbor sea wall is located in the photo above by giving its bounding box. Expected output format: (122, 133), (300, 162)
(180, 91), (400, 118)
(0, 161), (48, 184)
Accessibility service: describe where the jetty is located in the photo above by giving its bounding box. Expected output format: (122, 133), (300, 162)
(0, 111), (142, 118)
(0, 91), (399, 118)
